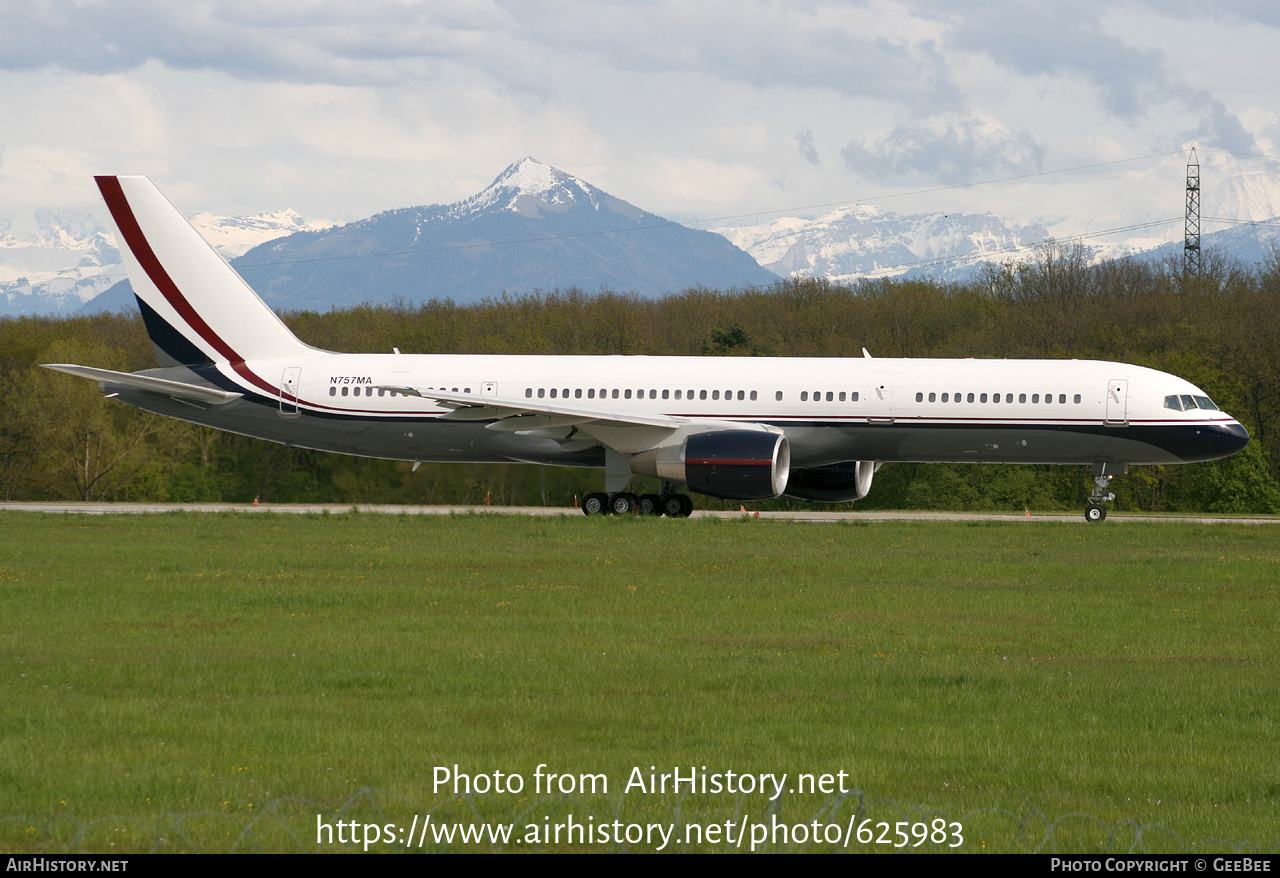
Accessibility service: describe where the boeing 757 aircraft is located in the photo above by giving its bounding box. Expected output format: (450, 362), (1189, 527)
(44, 176), (1249, 521)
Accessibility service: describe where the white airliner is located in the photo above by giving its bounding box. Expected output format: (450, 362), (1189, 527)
(45, 176), (1249, 521)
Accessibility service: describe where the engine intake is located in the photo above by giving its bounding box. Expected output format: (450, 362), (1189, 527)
(784, 460), (877, 502)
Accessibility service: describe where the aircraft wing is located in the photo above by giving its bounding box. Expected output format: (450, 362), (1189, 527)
(380, 385), (780, 454)
(43, 364), (245, 405)
(382, 385), (683, 430)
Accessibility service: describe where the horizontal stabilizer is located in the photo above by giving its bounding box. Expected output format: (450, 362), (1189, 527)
(42, 364), (244, 405)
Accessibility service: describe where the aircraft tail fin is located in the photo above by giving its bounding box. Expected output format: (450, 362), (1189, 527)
(96, 176), (314, 368)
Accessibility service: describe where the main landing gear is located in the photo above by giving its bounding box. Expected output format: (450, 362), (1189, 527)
(1084, 462), (1124, 523)
(585, 454), (695, 517)
(582, 491), (693, 517)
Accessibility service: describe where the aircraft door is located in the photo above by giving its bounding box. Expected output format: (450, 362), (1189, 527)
(280, 367), (302, 417)
(869, 371), (897, 423)
(1105, 379), (1128, 425)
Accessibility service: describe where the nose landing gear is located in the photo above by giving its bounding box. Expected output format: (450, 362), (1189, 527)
(1085, 463), (1124, 522)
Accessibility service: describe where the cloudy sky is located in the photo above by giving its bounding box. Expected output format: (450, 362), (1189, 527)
(2, 0), (1278, 240)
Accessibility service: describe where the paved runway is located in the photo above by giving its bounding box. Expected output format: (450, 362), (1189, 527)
(2, 501), (1276, 524)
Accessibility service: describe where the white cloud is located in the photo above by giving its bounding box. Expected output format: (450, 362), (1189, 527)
(0, 0), (1275, 232)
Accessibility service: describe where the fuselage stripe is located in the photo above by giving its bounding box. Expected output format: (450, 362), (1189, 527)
(687, 458), (772, 466)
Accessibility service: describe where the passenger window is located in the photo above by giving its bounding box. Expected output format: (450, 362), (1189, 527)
(341, 387), (349, 397)
(967, 393), (975, 403)
(624, 389), (632, 399)
(662, 389), (669, 399)
(674, 390), (682, 400)
(588, 388), (595, 399)
(801, 391), (808, 401)
(1058, 394), (1066, 404)
(825, 391), (833, 402)
(1031, 394), (1039, 403)
(575, 389), (582, 399)
(941, 393), (948, 402)
(980, 393), (988, 403)
(738, 390), (745, 401)
(329, 387), (336, 397)
(840, 392), (847, 402)
(775, 391), (783, 401)
(851, 392), (859, 402)
(1073, 394), (1081, 404)
(916, 392), (924, 402)
(611, 389), (619, 399)
(649, 389), (657, 399)
(700, 390), (707, 400)
(1019, 393), (1026, 403)
(750, 390), (757, 401)
(712, 390), (720, 400)
(928, 392), (935, 402)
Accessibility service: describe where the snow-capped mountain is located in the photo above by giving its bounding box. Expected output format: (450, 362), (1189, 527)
(0, 206), (331, 317)
(190, 210), (333, 258)
(456, 158), (643, 221)
(218, 157), (777, 310)
(0, 210), (122, 315)
(714, 204), (1051, 282)
(1210, 172), (1280, 224)
(11, 165), (1280, 317)
(714, 171), (1280, 282)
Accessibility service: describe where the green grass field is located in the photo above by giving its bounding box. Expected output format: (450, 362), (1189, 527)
(1, 511), (1277, 853)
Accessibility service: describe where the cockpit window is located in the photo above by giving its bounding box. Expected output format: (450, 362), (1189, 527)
(1166, 394), (1219, 412)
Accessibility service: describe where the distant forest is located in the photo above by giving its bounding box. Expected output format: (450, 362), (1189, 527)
(3, 242), (1279, 513)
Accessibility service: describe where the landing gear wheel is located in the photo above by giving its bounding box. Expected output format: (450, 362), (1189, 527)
(610, 492), (638, 515)
(1085, 503), (1107, 523)
(661, 493), (694, 518)
(638, 493), (663, 516)
(583, 492), (608, 516)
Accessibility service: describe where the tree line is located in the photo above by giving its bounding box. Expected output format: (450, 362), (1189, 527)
(3, 242), (1279, 513)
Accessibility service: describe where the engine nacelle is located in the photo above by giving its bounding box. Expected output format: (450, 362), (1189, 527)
(631, 430), (790, 501)
(784, 460), (877, 503)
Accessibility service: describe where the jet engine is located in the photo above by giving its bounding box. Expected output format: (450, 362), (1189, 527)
(631, 430), (790, 500)
(784, 460), (878, 502)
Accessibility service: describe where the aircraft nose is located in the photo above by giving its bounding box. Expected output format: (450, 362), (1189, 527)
(1219, 420), (1250, 455)
(1171, 419), (1250, 462)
